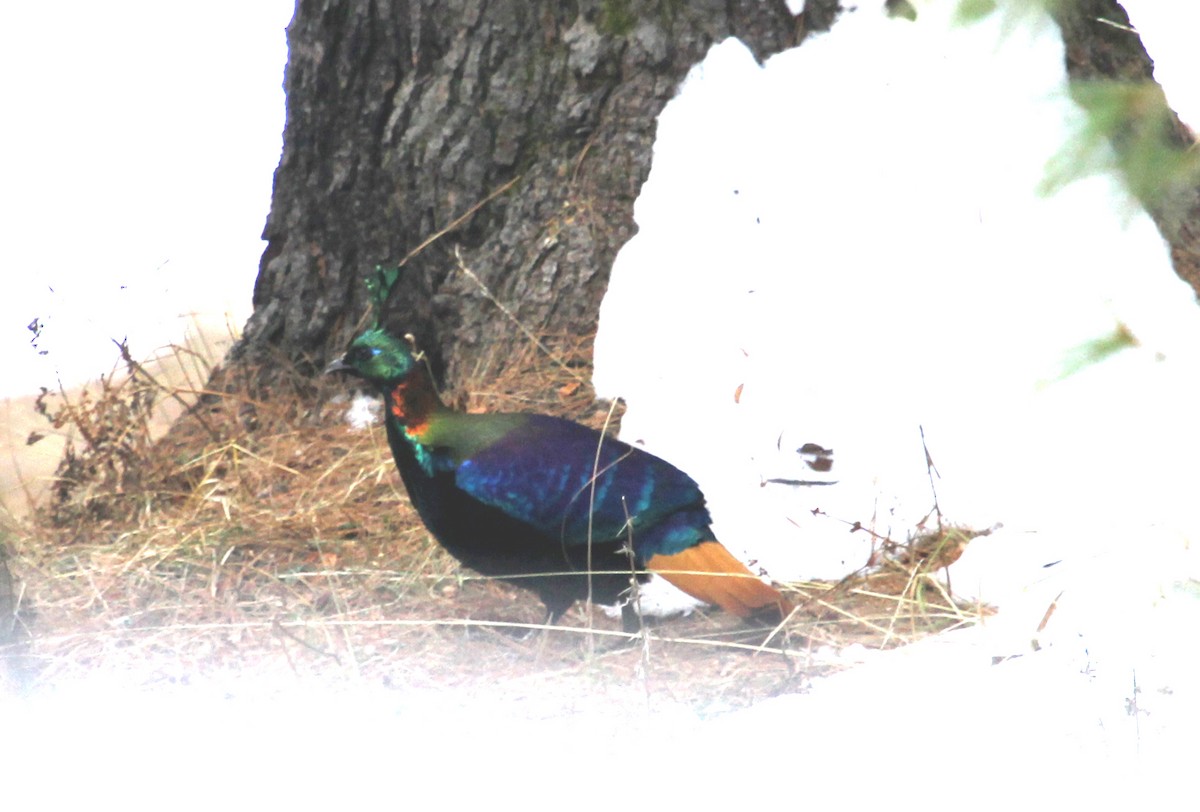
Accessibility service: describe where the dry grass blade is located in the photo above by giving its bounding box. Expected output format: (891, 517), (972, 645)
(1, 332), (988, 712)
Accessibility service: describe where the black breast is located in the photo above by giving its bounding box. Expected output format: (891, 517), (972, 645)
(384, 420), (642, 619)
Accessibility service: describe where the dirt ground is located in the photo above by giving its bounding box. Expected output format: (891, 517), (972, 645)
(0, 337), (978, 711)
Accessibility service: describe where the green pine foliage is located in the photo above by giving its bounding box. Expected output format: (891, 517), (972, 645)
(1043, 80), (1200, 211)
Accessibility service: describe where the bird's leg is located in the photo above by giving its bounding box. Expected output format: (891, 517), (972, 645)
(523, 604), (569, 662)
(620, 602), (642, 635)
(518, 598), (569, 642)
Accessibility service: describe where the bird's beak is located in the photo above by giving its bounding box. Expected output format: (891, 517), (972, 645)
(323, 355), (351, 375)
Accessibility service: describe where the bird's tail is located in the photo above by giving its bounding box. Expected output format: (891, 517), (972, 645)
(647, 541), (793, 619)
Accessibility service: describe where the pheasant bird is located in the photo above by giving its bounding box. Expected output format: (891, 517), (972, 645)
(326, 327), (791, 625)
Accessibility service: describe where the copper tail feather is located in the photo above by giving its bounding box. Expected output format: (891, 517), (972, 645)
(647, 541), (793, 619)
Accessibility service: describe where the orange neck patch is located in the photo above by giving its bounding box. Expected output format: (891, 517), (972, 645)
(389, 378), (442, 440)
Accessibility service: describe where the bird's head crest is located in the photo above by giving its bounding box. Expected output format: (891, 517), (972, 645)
(365, 265), (401, 329)
(326, 266), (430, 384)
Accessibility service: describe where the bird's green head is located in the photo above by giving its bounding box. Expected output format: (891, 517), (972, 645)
(325, 328), (420, 386)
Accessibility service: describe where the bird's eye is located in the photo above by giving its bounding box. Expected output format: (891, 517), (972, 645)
(347, 345), (380, 364)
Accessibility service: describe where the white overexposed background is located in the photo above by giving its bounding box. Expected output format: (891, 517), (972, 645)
(0, 1), (293, 397)
(597, 0), (1200, 585)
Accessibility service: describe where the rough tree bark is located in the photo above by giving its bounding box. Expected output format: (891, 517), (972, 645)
(234, 0), (820, 386)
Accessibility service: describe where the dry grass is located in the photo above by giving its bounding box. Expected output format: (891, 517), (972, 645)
(0, 332), (987, 712)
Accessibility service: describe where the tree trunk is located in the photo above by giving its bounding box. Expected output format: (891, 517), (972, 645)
(1052, 0), (1200, 295)
(234, 0), (816, 386)
(233, 0), (1200, 391)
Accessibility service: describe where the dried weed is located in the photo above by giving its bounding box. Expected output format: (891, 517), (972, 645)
(0, 333), (985, 711)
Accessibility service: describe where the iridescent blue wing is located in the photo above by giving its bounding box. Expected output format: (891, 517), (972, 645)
(453, 414), (712, 558)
